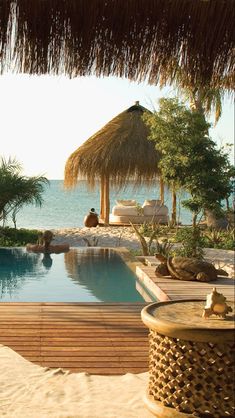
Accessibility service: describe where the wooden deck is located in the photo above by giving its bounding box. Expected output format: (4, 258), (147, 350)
(0, 302), (148, 375)
(1, 264), (233, 376)
(136, 265), (235, 302)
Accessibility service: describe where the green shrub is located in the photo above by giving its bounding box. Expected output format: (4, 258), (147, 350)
(202, 227), (235, 250)
(0, 227), (39, 247)
(138, 222), (161, 237)
(174, 227), (204, 259)
(174, 226), (235, 254)
(129, 249), (143, 257)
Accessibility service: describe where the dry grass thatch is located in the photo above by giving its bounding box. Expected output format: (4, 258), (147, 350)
(64, 102), (160, 189)
(0, 0), (234, 89)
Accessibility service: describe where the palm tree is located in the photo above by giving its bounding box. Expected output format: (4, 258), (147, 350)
(0, 157), (49, 227)
(160, 66), (231, 125)
(179, 85), (224, 126)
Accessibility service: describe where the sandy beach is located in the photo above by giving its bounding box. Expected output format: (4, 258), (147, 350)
(0, 345), (152, 418)
(52, 226), (235, 278)
(52, 226), (139, 249)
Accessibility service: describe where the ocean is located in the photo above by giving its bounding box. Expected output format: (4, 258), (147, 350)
(10, 180), (193, 230)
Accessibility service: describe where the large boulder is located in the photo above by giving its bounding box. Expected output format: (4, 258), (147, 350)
(206, 210), (229, 230)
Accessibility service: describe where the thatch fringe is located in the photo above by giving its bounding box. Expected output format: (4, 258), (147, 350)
(0, 0), (234, 89)
(64, 103), (160, 189)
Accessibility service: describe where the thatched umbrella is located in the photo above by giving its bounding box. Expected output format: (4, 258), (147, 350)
(64, 102), (162, 224)
(0, 1), (234, 90)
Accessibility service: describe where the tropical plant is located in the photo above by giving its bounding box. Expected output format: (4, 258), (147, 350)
(203, 229), (224, 247)
(143, 98), (235, 227)
(0, 157), (49, 227)
(155, 239), (174, 258)
(174, 227), (205, 259)
(226, 227), (235, 248)
(130, 221), (174, 257)
(188, 87), (223, 125)
(172, 80), (224, 126)
(159, 63), (231, 125)
(202, 227), (235, 251)
(0, 227), (39, 247)
(130, 222), (159, 256)
(135, 203), (144, 216)
(138, 222), (162, 238)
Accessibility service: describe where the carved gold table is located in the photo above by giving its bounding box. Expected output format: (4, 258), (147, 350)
(141, 300), (235, 418)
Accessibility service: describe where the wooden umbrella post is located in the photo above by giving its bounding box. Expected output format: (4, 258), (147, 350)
(104, 175), (110, 225)
(100, 175), (105, 221)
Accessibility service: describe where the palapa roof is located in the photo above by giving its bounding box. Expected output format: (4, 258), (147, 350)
(0, 0), (234, 90)
(64, 102), (160, 188)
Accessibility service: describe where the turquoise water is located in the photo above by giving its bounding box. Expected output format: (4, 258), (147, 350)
(12, 180), (192, 229)
(0, 247), (150, 302)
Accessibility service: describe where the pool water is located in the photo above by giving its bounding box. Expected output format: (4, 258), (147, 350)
(0, 248), (151, 302)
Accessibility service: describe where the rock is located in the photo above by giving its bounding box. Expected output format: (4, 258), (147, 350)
(206, 210), (229, 230)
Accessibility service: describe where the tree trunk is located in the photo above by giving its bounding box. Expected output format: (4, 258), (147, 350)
(190, 88), (210, 134)
(171, 189), (177, 225)
(192, 213), (197, 229)
(159, 177), (165, 204)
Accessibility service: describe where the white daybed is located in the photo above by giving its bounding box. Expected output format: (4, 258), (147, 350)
(109, 199), (169, 224)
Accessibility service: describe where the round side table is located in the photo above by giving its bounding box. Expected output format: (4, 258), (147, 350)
(141, 300), (235, 418)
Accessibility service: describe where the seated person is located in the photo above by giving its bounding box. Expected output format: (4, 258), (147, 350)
(26, 230), (70, 253)
(84, 208), (99, 227)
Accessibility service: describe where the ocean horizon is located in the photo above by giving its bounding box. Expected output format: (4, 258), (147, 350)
(7, 180), (194, 230)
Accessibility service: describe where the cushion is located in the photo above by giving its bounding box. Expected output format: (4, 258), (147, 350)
(112, 205), (139, 216)
(143, 205), (155, 216)
(143, 204), (169, 216)
(115, 199), (136, 206)
(142, 199), (161, 207)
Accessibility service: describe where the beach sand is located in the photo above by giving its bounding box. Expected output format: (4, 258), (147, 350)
(0, 345), (152, 418)
(52, 226), (235, 277)
(52, 226), (140, 250)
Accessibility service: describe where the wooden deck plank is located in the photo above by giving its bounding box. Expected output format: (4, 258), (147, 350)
(0, 302), (148, 375)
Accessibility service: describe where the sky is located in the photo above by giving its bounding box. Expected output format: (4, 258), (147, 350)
(0, 74), (234, 179)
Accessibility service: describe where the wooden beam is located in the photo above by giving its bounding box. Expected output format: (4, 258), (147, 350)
(159, 177), (165, 204)
(104, 175), (110, 225)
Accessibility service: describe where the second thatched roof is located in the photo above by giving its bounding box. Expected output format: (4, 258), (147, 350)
(64, 102), (160, 189)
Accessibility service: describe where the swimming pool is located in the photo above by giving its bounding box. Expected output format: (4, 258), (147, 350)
(0, 247), (153, 302)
